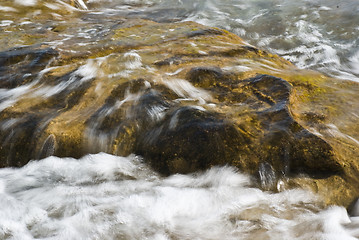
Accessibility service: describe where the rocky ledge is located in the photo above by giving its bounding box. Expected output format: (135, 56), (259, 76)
(0, 15), (359, 207)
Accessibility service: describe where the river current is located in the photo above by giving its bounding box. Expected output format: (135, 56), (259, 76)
(1, 0), (359, 239)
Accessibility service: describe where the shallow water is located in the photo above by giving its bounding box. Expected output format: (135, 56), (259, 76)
(86, 0), (359, 82)
(1, 0), (358, 81)
(1, 0), (359, 239)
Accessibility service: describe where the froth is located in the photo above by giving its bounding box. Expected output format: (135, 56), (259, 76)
(14, 0), (37, 6)
(0, 153), (357, 239)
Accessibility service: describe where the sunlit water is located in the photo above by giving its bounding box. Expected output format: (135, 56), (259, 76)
(86, 0), (359, 82)
(1, 0), (359, 239)
(1, 0), (358, 81)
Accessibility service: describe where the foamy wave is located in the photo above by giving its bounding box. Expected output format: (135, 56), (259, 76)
(0, 153), (358, 239)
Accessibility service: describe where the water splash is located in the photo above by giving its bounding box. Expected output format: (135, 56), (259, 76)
(0, 153), (358, 239)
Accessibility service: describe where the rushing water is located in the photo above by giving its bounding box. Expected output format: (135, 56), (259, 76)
(0, 153), (359, 240)
(1, 0), (359, 82)
(1, 0), (359, 239)
(87, 0), (359, 82)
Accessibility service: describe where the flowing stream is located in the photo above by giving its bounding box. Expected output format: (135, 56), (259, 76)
(1, 0), (359, 239)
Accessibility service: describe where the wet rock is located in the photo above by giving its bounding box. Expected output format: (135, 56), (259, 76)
(135, 106), (247, 175)
(0, 46), (58, 88)
(186, 66), (227, 88)
(0, 113), (50, 167)
(209, 46), (261, 57)
(258, 162), (277, 190)
(186, 28), (224, 38)
(185, 70), (343, 178)
(38, 134), (57, 159)
(0, 17), (358, 207)
(244, 75), (342, 177)
(154, 56), (183, 66)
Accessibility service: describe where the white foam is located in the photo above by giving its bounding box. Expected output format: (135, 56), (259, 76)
(165, 68), (184, 76)
(44, 2), (60, 10)
(19, 20), (31, 25)
(0, 84), (33, 111)
(14, 0), (37, 6)
(0, 6), (17, 12)
(319, 6), (332, 11)
(33, 60), (101, 98)
(74, 0), (88, 10)
(326, 124), (359, 146)
(146, 105), (168, 122)
(124, 51), (143, 70)
(163, 78), (212, 104)
(348, 50), (359, 75)
(0, 153), (356, 239)
(77, 59), (101, 82)
(0, 20), (13, 27)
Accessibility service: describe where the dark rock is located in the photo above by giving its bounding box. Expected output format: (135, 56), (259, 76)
(135, 106), (248, 175)
(0, 113), (50, 167)
(209, 46), (261, 57)
(186, 66), (227, 88)
(38, 134), (56, 159)
(154, 56), (183, 66)
(244, 75), (342, 177)
(186, 28), (224, 38)
(0, 46), (58, 88)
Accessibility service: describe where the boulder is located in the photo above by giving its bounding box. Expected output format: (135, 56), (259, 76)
(0, 15), (358, 207)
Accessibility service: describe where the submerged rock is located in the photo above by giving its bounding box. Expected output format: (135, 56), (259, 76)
(0, 13), (358, 207)
(136, 106), (246, 175)
(134, 73), (342, 180)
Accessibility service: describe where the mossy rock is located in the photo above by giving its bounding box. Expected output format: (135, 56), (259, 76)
(0, 16), (358, 207)
(132, 73), (343, 180)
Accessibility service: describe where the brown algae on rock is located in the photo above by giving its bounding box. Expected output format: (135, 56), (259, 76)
(0, 11), (358, 207)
